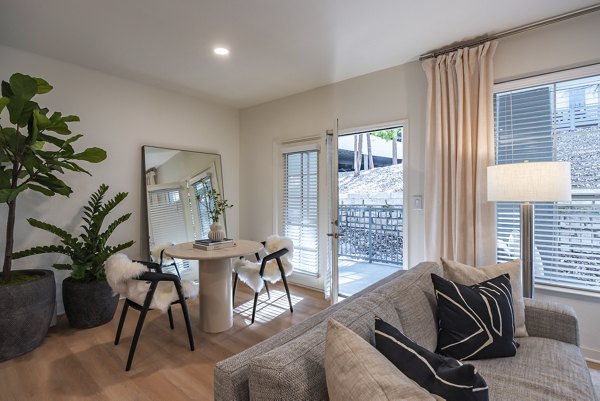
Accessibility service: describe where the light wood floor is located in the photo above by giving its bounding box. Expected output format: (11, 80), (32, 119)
(589, 361), (600, 370)
(0, 281), (330, 401)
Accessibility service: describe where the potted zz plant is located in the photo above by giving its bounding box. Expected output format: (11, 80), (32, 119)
(0, 73), (106, 360)
(200, 181), (232, 241)
(14, 184), (134, 329)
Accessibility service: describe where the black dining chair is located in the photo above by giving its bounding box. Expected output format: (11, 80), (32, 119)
(232, 238), (294, 324)
(108, 258), (195, 371)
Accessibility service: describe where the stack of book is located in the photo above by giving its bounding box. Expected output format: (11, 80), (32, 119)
(193, 238), (235, 251)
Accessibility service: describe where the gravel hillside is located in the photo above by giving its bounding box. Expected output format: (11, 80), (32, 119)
(339, 163), (403, 194)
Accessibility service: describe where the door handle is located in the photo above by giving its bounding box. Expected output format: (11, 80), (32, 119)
(326, 233), (344, 238)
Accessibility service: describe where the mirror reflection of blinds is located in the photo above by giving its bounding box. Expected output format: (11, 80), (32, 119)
(148, 188), (188, 248)
(147, 187), (191, 271)
(192, 176), (213, 239)
(494, 72), (600, 292)
(283, 150), (319, 275)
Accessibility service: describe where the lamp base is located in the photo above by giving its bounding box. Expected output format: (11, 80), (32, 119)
(520, 203), (534, 298)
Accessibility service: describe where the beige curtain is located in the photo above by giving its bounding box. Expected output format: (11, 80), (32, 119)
(422, 41), (497, 266)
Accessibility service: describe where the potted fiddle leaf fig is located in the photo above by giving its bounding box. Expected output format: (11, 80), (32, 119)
(0, 73), (106, 360)
(14, 184), (134, 329)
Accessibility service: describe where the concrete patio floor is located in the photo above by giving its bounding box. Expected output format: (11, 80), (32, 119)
(338, 256), (402, 297)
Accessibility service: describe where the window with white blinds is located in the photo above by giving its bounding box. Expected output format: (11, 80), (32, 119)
(282, 150), (320, 275)
(494, 67), (600, 292)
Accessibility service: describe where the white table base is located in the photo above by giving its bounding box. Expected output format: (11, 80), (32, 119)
(198, 258), (233, 333)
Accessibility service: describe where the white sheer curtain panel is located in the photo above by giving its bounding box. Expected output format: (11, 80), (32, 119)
(421, 41), (498, 266)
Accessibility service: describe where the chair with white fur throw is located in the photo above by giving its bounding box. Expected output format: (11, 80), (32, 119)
(232, 235), (294, 324)
(150, 242), (181, 278)
(105, 253), (199, 371)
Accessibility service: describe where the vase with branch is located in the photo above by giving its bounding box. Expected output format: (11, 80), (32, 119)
(199, 181), (232, 241)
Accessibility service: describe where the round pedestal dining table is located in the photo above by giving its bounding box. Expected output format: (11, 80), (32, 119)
(164, 240), (263, 333)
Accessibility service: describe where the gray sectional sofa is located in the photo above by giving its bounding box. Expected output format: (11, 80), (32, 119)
(214, 261), (597, 401)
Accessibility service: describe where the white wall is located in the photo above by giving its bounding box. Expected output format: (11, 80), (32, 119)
(0, 44), (240, 313)
(239, 12), (600, 359)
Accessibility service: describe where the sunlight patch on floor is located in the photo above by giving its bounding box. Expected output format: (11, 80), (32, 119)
(234, 290), (303, 324)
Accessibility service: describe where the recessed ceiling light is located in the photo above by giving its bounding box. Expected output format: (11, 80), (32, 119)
(214, 47), (230, 56)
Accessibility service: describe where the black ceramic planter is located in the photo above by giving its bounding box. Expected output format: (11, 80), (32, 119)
(0, 269), (56, 361)
(62, 277), (119, 329)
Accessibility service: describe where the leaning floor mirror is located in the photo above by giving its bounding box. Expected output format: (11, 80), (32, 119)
(142, 145), (226, 279)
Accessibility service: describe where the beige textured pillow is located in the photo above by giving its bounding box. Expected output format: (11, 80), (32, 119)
(441, 258), (528, 337)
(324, 319), (438, 401)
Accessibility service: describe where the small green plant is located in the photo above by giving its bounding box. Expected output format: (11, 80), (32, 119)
(198, 181), (232, 223)
(13, 184), (134, 282)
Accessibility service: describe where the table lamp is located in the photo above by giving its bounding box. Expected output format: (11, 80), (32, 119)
(487, 161), (571, 298)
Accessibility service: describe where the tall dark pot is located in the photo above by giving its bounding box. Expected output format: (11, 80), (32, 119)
(0, 269), (56, 361)
(62, 277), (119, 329)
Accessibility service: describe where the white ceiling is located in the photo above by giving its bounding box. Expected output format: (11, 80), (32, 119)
(0, 0), (598, 108)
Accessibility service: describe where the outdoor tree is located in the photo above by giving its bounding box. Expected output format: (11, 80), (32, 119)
(366, 133), (374, 169)
(353, 134), (363, 176)
(371, 128), (402, 165)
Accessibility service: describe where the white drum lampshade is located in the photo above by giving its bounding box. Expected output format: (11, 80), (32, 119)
(487, 161), (571, 298)
(487, 161), (571, 202)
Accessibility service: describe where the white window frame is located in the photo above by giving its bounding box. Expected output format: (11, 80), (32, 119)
(493, 64), (600, 293)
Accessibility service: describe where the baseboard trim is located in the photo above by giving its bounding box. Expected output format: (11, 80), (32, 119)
(582, 347), (600, 364)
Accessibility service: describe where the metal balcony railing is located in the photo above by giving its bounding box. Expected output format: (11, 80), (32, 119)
(338, 205), (403, 265)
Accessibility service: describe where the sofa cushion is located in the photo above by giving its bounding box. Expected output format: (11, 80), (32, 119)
(468, 337), (596, 401)
(248, 291), (402, 401)
(375, 317), (489, 401)
(325, 319), (436, 401)
(432, 273), (518, 360)
(373, 261), (442, 351)
(441, 258), (527, 337)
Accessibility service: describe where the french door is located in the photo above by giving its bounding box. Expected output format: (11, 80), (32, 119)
(328, 122), (406, 301)
(279, 122), (406, 301)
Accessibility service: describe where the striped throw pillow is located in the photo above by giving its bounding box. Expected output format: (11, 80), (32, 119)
(375, 317), (489, 401)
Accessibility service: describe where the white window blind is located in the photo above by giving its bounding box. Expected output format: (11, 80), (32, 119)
(494, 69), (600, 292)
(283, 150), (319, 275)
(148, 188), (189, 247)
(147, 187), (191, 271)
(192, 176), (213, 239)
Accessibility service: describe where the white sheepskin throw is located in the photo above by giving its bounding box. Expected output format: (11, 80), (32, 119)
(150, 242), (175, 264)
(234, 235), (294, 293)
(105, 254), (199, 313)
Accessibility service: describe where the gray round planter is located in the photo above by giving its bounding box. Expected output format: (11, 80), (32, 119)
(0, 269), (56, 362)
(62, 277), (119, 329)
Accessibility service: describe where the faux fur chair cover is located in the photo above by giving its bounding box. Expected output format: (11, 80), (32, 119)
(105, 254), (199, 313)
(233, 235), (294, 293)
(150, 242), (175, 264)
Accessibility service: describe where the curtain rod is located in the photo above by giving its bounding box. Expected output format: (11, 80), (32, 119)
(419, 4), (600, 61)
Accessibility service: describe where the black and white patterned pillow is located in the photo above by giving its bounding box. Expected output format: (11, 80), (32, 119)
(432, 273), (519, 361)
(375, 317), (489, 401)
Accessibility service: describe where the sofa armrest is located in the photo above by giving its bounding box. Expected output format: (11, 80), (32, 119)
(524, 298), (579, 345)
